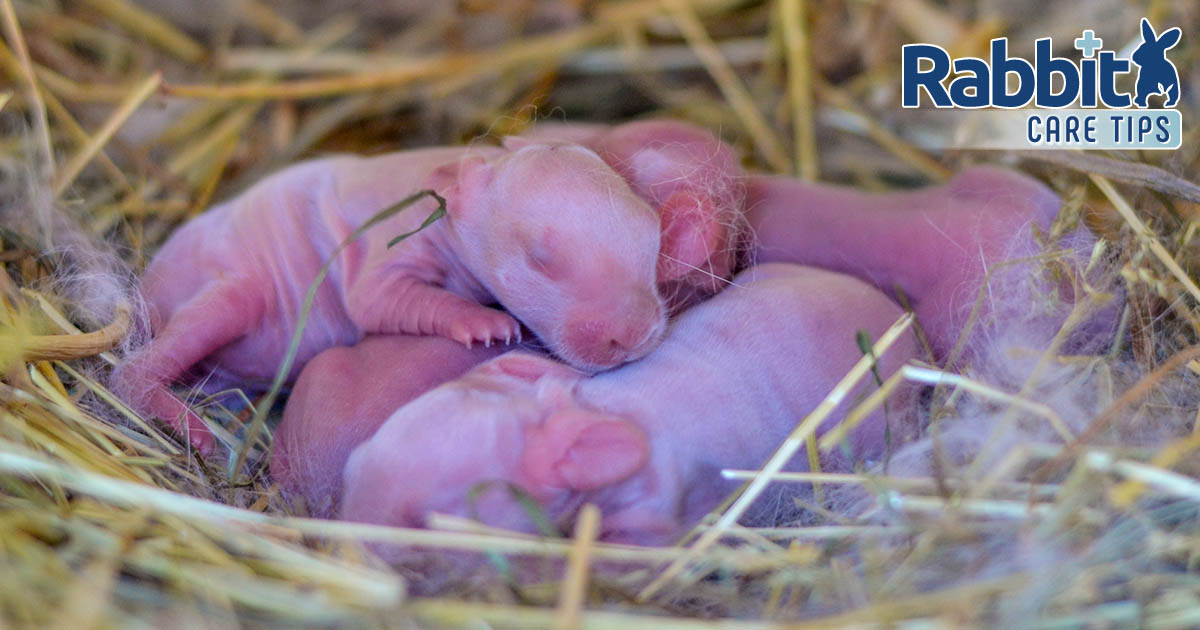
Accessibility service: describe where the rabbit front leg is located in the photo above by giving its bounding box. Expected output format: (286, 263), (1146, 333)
(345, 271), (521, 348)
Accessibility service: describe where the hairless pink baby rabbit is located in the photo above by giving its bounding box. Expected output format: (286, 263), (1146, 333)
(272, 120), (745, 508)
(280, 159), (1114, 525)
(522, 120), (747, 309)
(115, 141), (678, 454)
(340, 263), (918, 546)
(747, 167), (1110, 365)
(271, 335), (505, 516)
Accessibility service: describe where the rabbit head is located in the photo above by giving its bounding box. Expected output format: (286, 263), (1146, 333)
(1133, 18), (1181, 64)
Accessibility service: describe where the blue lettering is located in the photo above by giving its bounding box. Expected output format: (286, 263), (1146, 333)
(1035, 38), (1080, 107)
(1156, 115), (1170, 143)
(991, 39), (1035, 108)
(1137, 115), (1153, 142)
(1045, 115), (1061, 143)
(1028, 115), (1042, 142)
(904, 34), (1157, 115)
(1064, 115), (1080, 143)
(1080, 58), (1097, 107)
(1099, 51), (1132, 108)
(949, 58), (989, 107)
(902, 45), (952, 107)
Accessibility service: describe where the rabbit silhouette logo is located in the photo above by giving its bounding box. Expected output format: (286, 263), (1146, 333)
(1132, 19), (1181, 108)
(902, 20), (1184, 149)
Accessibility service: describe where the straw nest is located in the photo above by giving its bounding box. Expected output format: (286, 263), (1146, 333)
(2, 0), (1200, 627)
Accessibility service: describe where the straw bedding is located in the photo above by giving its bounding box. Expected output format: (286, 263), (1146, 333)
(2, 0), (1200, 627)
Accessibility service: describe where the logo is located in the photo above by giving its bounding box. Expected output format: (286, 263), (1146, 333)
(1131, 19), (1181, 108)
(901, 19), (1183, 150)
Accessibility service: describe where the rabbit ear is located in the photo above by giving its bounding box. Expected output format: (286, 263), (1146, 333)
(1158, 27), (1181, 49)
(1142, 18), (1156, 43)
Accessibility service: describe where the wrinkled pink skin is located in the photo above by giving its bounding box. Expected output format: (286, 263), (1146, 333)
(341, 263), (917, 546)
(271, 335), (504, 516)
(523, 120), (746, 310)
(272, 120), (743, 508)
(747, 167), (1098, 364)
(114, 142), (670, 454)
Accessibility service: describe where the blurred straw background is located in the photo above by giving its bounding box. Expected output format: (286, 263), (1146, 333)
(2, 0), (1200, 627)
